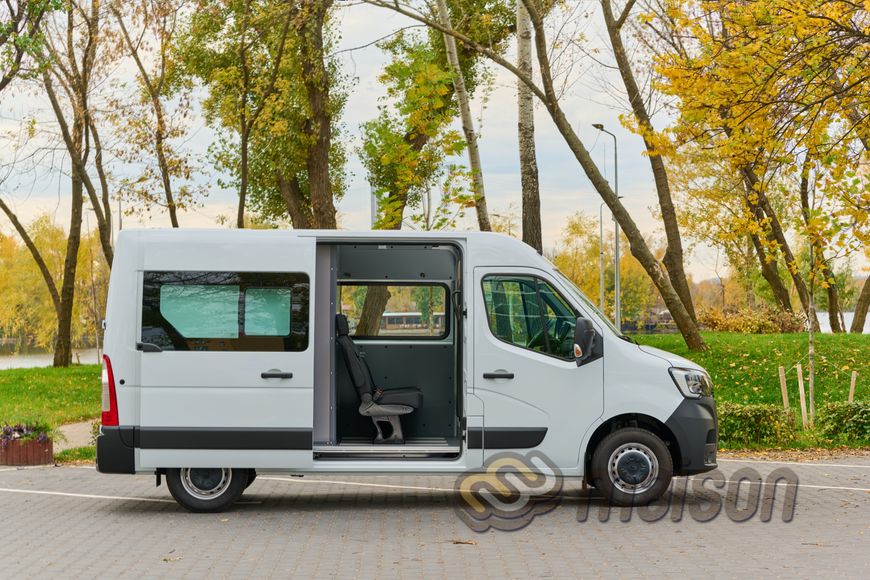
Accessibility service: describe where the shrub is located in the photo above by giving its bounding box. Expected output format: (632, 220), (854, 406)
(0, 422), (52, 446)
(699, 307), (805, 334)
(816, 401), (870, 442)
(717, 402), (796, 448)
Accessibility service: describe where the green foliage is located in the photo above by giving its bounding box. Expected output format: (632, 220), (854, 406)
(817, 401), (870, 442)
(717, 402), (796, 448)
(0, 364), (100, 427)
(360, 0), (515, 229)
(178, 0), (348, 224)
(633, 332), (868, 406)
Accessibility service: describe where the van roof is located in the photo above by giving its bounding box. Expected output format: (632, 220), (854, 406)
(117, 228), (547, 266)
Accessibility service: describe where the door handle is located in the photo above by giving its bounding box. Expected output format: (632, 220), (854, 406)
(261, 371), (294, 379)
(136, 342), (162, 353)
(483, 371), (514, 380)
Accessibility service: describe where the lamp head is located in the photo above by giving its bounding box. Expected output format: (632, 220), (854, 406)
(592, 123), (604, 130)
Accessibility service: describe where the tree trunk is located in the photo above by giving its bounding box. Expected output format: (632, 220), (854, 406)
(299, 0), (337, 229)
(748, 231), (793, 312)
(277, 172), (314, 229)
(851, 275), (870, 333)
(516, 2), (542, 252)
(742, 166), (819, 330)
(55, 118), (86, 367)
(237, 128), (249, 228)
(355, 287), (391, 336)
(435, 0), (491, 232)
(154, 104), (180, 227)
(601, 0), (696, 323)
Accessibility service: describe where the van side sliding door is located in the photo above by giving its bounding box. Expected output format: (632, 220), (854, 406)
(135, 235), (316, 470)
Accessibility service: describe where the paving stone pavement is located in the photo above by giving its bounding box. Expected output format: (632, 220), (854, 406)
(0, 457), (868, 578)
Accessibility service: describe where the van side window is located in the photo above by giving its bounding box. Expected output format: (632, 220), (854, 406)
(337, 283), (449, 339)
(482, 275), (578, 360)
(141, 271), (309, 351)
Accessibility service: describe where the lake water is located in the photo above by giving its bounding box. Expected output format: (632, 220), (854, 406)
(0, 348), (100, 370)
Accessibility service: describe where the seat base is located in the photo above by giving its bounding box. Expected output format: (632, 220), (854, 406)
(373, 416), (405, 444)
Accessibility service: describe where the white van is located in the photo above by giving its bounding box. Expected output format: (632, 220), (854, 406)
(96, 229), (717, 512)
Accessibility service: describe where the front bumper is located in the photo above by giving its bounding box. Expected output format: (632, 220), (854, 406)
(665, 396), (717, 475)
(96, 426), (135, 474)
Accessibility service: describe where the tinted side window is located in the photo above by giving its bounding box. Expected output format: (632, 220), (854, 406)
(482, 275), (578, 360)
(142, 271), (309, 352)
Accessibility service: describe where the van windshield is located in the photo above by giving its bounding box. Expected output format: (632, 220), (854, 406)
(552, 269), (625, 339)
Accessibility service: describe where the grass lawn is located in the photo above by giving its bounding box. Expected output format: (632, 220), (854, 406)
(632, 332), (869, 406)
(0, 364), (100, 427)
(54, 446), (97, 464)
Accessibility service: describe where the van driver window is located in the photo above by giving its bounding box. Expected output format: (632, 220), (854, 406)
(141, 271), (309, 351)
(482, 275), (578, 360)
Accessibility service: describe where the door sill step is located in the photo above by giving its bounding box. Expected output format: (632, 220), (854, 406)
(313, 436), (460, 455)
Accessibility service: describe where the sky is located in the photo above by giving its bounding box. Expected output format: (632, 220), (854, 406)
(0, 1), (797, 282)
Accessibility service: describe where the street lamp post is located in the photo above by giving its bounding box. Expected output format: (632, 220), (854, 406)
(593, 123), (620, 332)
(598, 202), (606, 312)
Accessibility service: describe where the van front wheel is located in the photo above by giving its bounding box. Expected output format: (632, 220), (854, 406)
(166, 467), (248, 513)
(591, 428), (673, 507)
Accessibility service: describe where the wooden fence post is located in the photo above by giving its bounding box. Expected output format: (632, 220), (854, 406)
(796, 363), (808, 429)
(849, 371), (857, 403)
(778, 366), (790, 411)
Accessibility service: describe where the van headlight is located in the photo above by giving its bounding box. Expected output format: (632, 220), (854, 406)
(669, 367), (712, 398)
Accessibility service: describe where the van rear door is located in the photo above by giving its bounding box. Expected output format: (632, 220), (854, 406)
(135, 233), (315, 469)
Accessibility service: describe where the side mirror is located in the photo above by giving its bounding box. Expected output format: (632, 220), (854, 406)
(573, 317), (595, 366)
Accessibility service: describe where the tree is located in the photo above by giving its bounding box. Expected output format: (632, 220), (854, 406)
(601, 0), (696, 323)
(233, 1), (347, 229)
(364, 0), (708, 350)
(516, 0), (542, 252)
(0, 219), (108, 353)
(41, 0), (115, 267)
(434, 0), (490, 231)
(648, 0), (868, 332)
(4, 0), (116, 365)
(0, 0), (57, 92)
(111, 0), (198, 228)
(181, 0), (294, 229)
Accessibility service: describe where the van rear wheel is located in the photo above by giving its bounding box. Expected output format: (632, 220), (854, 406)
(166, 467), (248, 513)
(591, 428), (673, 507)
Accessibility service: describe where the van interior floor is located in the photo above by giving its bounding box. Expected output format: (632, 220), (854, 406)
(313, 437), (461, 459)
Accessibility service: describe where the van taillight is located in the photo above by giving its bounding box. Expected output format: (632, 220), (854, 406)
(101, 354), (119, 426)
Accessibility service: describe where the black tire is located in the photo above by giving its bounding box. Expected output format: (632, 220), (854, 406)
(245, 469), (257, 489)
(591, 428), (673, 507)
(166, 467), (248, 513)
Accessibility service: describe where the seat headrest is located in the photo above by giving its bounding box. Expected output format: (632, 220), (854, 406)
(335, 313), (350, 337)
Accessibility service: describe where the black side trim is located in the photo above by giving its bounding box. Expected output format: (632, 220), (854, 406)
(467, 427), (548, 449)
(136, 427), (313, 450)
(96, 426), (135, 474)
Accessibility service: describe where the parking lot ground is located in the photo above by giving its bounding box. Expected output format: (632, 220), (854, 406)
(0, 456), (868, 578)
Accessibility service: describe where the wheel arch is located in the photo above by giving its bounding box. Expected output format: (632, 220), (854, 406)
(583, 413), (681, 483)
